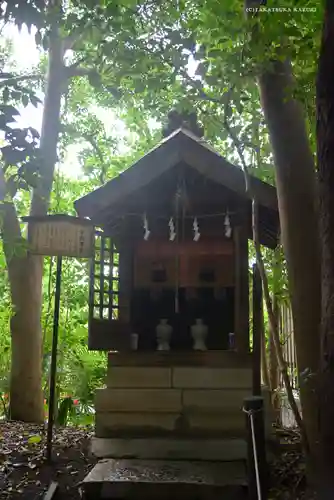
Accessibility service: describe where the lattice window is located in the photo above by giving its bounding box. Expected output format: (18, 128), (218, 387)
(89, 231), (119, 320)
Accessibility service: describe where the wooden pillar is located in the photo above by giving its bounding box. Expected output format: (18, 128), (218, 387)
(117, 238), (133, 324)
(234, 224), (249, 354)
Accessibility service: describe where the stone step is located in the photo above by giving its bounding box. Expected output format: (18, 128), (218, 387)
(95, 388), (182, 413)
(95, 387), (251, 413)
(95, 410), (246, 438)
(82, 459), (248, 500)
(106, 366), (252, 390)
(91, 437), (248, 461)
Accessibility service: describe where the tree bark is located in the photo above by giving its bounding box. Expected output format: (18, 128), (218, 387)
(8, 16), (65, 422)
(316, 1), (334, 496)
(258, 61), (321, 457)
(260, 305), (271, 390)
(8, 256), (45, 422)
(269, 296), (279, 393)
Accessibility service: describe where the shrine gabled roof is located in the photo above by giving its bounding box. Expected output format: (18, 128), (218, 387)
(75, 127), (278, 217)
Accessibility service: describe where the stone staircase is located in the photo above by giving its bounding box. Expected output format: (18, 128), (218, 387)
(94, 364), (255, 440)
(83, 356), (272, 498)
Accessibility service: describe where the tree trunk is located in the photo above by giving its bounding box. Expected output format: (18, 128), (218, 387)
(269, 296), (279, 393)
(316, 2), (334, 496)
(8, 18), (65, 422)
(260, 306), (271, 389)
(258, 61), (321, 457)
(269, 249), (282, 416)
(8, 256), (45, 422)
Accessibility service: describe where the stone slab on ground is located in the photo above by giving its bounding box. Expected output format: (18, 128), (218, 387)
(82, 459), (248, 499)
(91, 437), (247, 461)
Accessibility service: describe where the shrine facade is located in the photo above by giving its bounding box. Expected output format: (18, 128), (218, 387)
(74, 126), (279, 443)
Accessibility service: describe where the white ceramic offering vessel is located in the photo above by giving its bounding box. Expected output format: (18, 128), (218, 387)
(156, 319), (172, 351)
(191, 318), (208, 351)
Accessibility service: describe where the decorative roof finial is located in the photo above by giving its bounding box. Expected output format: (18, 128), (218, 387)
(162, 109), (204, 138)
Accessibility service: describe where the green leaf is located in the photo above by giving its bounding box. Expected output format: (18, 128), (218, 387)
(28, 435), (42, 445)
(42, 34), (49, 51)
(35, 31), (42, 46)
(6, 176), (18, 198)
(88, 72), (102, 89)
(57, 397), (74, 426)
(30, 94), (41, 107)
(2, 87), (9, 103)
(21, 94), (29, 107)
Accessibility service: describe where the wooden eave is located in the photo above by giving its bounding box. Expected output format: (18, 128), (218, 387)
(74, 128), (279, 247)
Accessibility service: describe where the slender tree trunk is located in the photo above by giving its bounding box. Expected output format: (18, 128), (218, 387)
(316, 2), (334, 496)
(269, 296), (279, 393)
(269, 250), (282, 416)
(258, 61), (321, 458)
(260, 305), (271, 389)
(8, 18), (65, 422)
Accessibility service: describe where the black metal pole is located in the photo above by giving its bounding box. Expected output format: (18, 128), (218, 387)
(46, 255), (62, 462)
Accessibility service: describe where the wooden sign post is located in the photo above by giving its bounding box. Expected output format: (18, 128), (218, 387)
(22, 215), (94, 462)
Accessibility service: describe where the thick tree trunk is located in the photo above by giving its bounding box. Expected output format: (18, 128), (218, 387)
(316, 2), (334, 496)
(8, 257), (44, 422)
(8, 20), (65, 422)
(258, 61), (321, 457)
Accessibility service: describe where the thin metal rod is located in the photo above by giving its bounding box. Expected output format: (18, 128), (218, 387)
(250, 411), (262, 500)
(46, 256), (62, 462)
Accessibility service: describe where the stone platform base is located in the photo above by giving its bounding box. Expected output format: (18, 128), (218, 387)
(82, 459), (248, 499)
(91, 437), (247, 462)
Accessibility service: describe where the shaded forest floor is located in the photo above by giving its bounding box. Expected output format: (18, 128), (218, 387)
(0, 421), (315, 499)
(269, 428), (316, 499)
(0, 423), (96, 499)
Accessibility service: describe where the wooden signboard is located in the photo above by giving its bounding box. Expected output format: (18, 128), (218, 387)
(22, 215), (95, 258)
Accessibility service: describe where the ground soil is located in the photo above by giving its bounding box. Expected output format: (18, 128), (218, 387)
(0, 422), (96, 500)
(0, 422), (315, 499)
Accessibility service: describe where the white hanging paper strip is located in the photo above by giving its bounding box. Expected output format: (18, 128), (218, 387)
(193, 217), (200, 241)
(168, 217), (176, 241)
(143, 213), (150, 240)
(224, 213), (232, 238)
(175, 294), (179, 313)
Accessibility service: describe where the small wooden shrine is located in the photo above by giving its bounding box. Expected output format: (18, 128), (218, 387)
(74, 117), (279, 446)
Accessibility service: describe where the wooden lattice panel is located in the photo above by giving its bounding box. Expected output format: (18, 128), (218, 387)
(89, 232), (119, 320)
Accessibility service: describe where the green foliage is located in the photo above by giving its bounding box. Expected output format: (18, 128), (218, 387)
(1, 1), (46, 32)
(0, 247), (11, 411)
(0, 0), (318, 424)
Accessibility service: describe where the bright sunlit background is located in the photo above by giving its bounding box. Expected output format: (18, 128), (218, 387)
(2, 24), (132, 179)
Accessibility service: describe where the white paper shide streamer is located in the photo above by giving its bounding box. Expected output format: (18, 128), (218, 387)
(168, 217), (176, 241)
(193, 217), (200, 241)
(143, 213), (150, 240)
(224, 213), (232, 238)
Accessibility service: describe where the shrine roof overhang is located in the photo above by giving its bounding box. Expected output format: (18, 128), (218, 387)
(74, 128), (280, 248)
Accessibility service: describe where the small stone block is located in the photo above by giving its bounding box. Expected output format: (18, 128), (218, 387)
(187, 413), (245, 433)
(106, 367), (172, 388)
(95, 412), (178, 437)
(172, 368), (252, 389)
(95, 388), (182, 413)
(183, 389), (251, 412)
